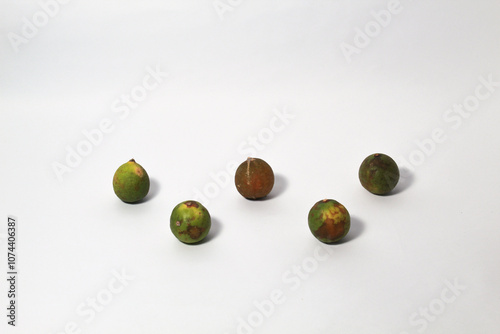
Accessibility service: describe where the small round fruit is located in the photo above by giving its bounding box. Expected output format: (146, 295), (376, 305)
(358, 153), (400, 195)
(234, 157), (274, 199)
(308, 199), (350, 243)
(113, 159), (150, 203)
(170, 200), (211, 244)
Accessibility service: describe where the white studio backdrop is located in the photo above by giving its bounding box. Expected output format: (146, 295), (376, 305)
(1, 1), (500, 333)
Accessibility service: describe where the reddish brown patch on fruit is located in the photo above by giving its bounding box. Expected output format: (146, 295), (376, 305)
(316, 218), (346, 241)
(185, 201), (199, 208)
(187, 226), (204, 239)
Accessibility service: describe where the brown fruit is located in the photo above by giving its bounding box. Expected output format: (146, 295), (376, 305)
(234, 157), (274, 199)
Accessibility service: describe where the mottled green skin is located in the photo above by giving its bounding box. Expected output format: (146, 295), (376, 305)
(170, 200), (211, 244)
(359, 153), (399, 195)
(235, 157), (274, 199)
(113, 159), (150, 203)
(308, 199), (350, 243)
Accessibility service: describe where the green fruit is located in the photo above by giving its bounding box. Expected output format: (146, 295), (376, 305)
(170, 200), (211, 244)
(234, 157), (274, 199)
(112, 159), (150, 203)
(358, 153), (400, 195)
(308, 199), (350, 243)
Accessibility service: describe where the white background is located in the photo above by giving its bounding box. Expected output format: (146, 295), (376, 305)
(1, 1), (500, 333)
